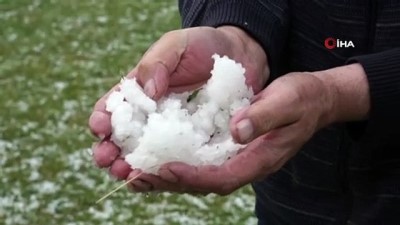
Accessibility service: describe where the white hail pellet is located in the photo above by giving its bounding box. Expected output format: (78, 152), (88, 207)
(105, 54), (254, 174)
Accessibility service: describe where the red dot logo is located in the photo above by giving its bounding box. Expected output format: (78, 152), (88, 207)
(324, 37), (336, 49)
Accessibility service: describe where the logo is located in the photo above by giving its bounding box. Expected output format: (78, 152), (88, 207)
(324, 37), (355, 49)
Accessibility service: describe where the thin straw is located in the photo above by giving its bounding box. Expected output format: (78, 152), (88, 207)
(95, 165), (159, 204)
(96, 171), (143, 204)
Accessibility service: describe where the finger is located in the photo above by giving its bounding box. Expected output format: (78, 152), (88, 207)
(158, 135), (291, 195)
(213, 127), (302, 186)
(109, 158), (132, 180)
(89, 111), (112, 139)
(89, 84), (120, 138)
(263, 118), (316, 152)
(153, 135), (290, 195)
(230, 91), (300, 144)
(126, 170), (154, 192)
(158, 135), (290, 194)
(129, 179), (153, 192)
(93, 140), (120, 168)
(135, 30), (187, 100)
(129, 171), (187, 193)
(158, 162), (241, 195)
(88, 70), (138, 138)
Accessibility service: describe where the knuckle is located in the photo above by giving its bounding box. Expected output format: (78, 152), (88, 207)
(137, 60), (151, 73)
(250, 106), (272, 133)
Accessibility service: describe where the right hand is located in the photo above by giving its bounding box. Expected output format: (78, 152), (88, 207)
(89, 26), (269, 191)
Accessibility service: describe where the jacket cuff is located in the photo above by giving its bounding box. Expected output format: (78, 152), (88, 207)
(346, 48), (400, 141)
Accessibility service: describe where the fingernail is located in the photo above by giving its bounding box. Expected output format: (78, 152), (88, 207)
(144, 79), (156, 98)
(236, 119), (254, 143)
(159, 168), (178, 183)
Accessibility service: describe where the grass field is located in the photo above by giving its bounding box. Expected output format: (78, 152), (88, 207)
(0, 1), (257, 224)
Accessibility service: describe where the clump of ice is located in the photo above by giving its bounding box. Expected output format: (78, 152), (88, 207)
(106, 54), (253, 174)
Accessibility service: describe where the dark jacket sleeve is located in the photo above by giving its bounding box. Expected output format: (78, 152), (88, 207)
(178, 0), (290, 79)
(347, 48), (400, 144)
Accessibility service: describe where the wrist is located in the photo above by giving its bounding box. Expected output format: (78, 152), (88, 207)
(312, 63), (370, 124)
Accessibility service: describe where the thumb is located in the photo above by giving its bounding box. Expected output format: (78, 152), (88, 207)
(134, 30), (187, 100)
(230, 93), (300, 144)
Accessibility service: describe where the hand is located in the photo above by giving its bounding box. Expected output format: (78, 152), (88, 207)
(145, 72), (335, 195)
(88, 26), (269, 190)
(146, 63), (369, 195)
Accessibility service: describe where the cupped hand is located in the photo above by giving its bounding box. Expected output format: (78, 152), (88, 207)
(124, 72), (336, 195)
(144, 63), (370, 195)
(89, 26), (269, 190)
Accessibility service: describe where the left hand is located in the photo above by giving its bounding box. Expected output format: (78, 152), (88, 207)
(127, 71), (338, 195)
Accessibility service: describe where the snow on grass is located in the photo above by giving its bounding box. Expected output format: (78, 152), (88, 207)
(0, 0), (257, 224)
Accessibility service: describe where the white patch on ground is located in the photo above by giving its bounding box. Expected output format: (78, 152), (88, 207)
(182, 194), (209, 210)
(54, 81), (68, 92)
(16, 100), (29, 112)
(33, 180), (60, 194)
(0, 1), (257, 224)
(88, 200), (114, 220)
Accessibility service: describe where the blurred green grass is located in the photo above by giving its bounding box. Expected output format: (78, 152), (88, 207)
(0, 1), (256, 224)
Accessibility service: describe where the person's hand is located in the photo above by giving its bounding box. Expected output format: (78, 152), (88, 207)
(135, 72), (335, 194)
(88, 26), (269, 190)
(137, 63), (370, 195)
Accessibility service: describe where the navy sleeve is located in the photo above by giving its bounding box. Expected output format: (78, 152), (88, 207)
(178, 0), (290, 79)
(347, 48), (400, 144)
